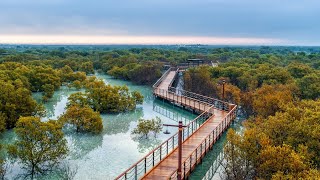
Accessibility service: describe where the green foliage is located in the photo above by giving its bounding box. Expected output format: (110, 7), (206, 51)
(297, 73), (320, 99)
(0, 143), (7, 179)
(60, 104), (103, 134)
(79, 61), (94, 74)
(42, 84), (55, 102)
(221, 129), (256, 180)
(108, 62), (162, 85)
(82, 77), (144, 113)
(132, 91), (144, 105)
(0, 79), (37, 129)
(66, 92), (89, 108)
(251, 84), (295, 118)
(262, 100), (320, 166)
(8, 117), (68, 178)
(0, 61), (89, 131)
(59, 65), (86, 83)
(223, 99), (320, 179)
(0, 113), (6, 133)
(287, 62), (314, 78)
(132, 117), (162, 138)
(184, 66), (217, 97)
(27, 65), (61, 92)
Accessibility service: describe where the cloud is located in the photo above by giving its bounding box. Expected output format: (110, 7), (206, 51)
(0, 0), (319, 45)
(0, 35), (286, 45)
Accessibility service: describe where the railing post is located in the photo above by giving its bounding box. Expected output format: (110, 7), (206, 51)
(196, 148), (198, 162)
(205, 138), (207, 154)
(184, 162), (186, 178)
(187, 126), (189, 138)
(190, 155), (192, 172)
(200, 143), (203, 159)
(182, 129), (185, 141)
(209, 133), (211, 149)
(172, 136), (175, 149)
(144, 158), (147, 173)
(191, 122), (194, 134)
(135, 165), (137, 180)
(153, 151), (155, 166)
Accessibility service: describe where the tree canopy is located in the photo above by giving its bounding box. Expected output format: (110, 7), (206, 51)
(60, 104), (103, 134)
(8, 117), (68, 179)
(132, 117), (163, 138)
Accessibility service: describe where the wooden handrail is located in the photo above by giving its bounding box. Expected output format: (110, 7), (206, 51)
(115, 90), (217, 180)
(116, 67), (237, 180)
(167, 68), (179, 90)
(152, 67), (172, 88)
(168, 105), (237, 179)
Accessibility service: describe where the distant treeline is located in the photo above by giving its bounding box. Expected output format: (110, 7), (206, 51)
(1, 45), (320, 178)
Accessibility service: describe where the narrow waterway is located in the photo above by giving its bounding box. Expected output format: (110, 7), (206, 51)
(189, 116), (244, 180)
(0, 73), (198, 179)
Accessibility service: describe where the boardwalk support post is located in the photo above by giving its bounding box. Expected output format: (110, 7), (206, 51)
(178, 121), (183, 180)
(222, 79), (226, 110)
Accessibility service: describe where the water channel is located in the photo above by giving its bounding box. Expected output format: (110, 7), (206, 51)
(0, 72), (243, 180)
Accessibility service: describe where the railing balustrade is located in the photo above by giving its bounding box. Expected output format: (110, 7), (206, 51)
(168, 105), (237, 179)
(116, 67), (237, 180)
(152, 67), (173, 88)
(115, 102), (216, 180)
(167, 87), (229, 112)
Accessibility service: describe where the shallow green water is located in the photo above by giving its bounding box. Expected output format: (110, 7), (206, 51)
(0, 73), (198, 179)
(189, 117), (245, 180)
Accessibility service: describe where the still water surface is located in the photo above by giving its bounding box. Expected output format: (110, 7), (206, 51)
(1, 73), (198, 179)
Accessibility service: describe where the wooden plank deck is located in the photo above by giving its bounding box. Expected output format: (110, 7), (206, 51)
(157, 70), (177, 90)
(142, 71), (230, 179)
(142, 110), (227, 179)
(115, 69), (236, 180)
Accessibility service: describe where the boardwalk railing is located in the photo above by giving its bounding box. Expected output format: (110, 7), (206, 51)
(115, 103), (216, 180)
(152, 103), (190, 124)
(153, 67), (178, 88)
(168, 87), (230, 112)
(116, 67), (237, 180)
(163, 68), (230, 111)
(169, 104), (237, 179)
(168, 68), (180, 89)
(154, 88), (213, 113)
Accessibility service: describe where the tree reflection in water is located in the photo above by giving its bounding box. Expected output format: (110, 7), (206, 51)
(64, 131), (103, 159)
(103, 108), (144, 135)
(132, 136), (162, 153)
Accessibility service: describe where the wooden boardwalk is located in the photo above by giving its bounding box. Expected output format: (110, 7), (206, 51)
(115, 69), (237, 180)
(157, 71), (177, 90)
(143, 110), (228, 179)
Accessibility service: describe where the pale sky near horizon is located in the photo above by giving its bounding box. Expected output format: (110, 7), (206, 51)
(0, 0), (319, 45)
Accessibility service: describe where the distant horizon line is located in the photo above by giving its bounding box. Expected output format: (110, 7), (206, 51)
(1, 43), (319, 47)
(0, 35), (297, 46)
(0, 34), (318, 47)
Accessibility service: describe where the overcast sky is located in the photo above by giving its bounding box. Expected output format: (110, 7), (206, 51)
(0, 0), (319, 45)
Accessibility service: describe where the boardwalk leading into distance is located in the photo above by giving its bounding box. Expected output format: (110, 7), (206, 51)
(142, 70), (235, 179)
(115, 68), (237, 180)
